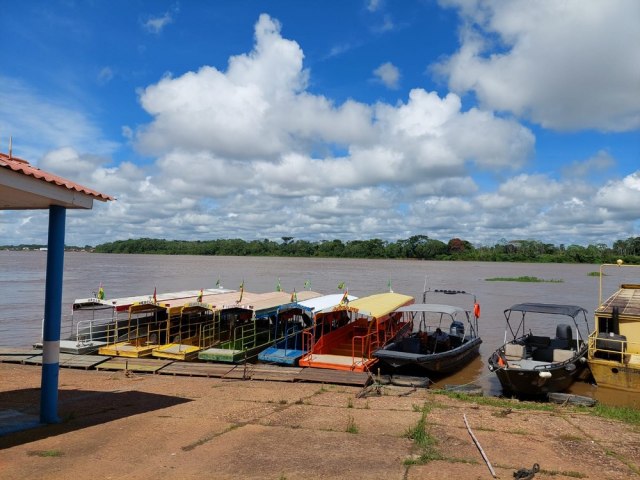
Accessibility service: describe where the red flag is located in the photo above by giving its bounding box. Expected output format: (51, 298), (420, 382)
(340, 290), (349, 305)
(153, 287), (157, 303)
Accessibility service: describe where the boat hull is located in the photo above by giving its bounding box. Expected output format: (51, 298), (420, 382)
(587, 358), (640, 392)
(374, 337), (482, 374)
(489, 348), (590, 396)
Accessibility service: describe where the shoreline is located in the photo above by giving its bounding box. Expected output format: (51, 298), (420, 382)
(1, 363), (638, 479)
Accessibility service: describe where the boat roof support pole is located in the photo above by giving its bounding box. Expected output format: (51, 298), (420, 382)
(40, 205), (66, 424)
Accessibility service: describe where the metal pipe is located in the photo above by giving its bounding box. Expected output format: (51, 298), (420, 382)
(40, 205), (66, 424)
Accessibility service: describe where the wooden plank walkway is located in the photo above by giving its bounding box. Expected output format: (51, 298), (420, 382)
(158, 362), (236, 378)
(295, 368), (371, 387)
(94, 356), (173, 373)
(22, 353), (108, 369)
(0, 345), (377, 387)
(0, 347), (39, 364)
(219, 364), (301, 382)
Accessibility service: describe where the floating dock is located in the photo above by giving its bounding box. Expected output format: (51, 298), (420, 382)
(0, 347), (372, 387)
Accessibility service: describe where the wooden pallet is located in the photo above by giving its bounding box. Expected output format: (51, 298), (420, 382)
(0, 347), (40, 364)
(94, 357), (173, 373)
(295, 368), (371, 387)
(225, 363), (302, 382)
(21, 352), (107, 368)
(158, 361), (236, 378)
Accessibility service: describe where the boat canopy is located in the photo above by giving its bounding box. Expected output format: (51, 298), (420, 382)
(347, 292), (414, 319)
(396, 303), (467, 316)
(506, 303), (587, 318)
(595, 284), (640, 317)
(129, 302), (169, 315)
(297, 293), (357, 312)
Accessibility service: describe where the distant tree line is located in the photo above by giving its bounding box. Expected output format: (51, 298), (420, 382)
(92, 235), (640, 264)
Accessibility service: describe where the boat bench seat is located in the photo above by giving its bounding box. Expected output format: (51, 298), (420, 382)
(504, 343), (525, 361)
(552, 349), (575, 362)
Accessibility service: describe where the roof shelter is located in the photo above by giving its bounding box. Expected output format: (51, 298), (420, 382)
(0, 151), (113, 425)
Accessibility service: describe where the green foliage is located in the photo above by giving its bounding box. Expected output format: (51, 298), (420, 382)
(485, 276), (563, 283)
(592, 403), (640, 425)
(345, 414), (359, 433)
(90, 236), (640, 264)
(404, 403), (441, 464)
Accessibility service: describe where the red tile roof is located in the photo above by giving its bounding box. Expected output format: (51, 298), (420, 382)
(0, 152), (114, 201)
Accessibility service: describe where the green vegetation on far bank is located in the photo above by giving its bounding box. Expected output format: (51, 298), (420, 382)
(485, 276), (563, 283)
(83, 235), (640, 264)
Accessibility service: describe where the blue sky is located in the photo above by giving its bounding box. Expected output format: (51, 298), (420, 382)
(1, 0), (638, 247)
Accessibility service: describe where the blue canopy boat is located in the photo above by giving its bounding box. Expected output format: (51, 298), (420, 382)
(258, 293), (357, 366)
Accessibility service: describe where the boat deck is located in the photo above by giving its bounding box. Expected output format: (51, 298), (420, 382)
(299, 353), (374, 372)
(33, 340), (106, 355)
(258, 347), (305, 366)
(152, 343), (200, 361)
(98, 342), (157, 358)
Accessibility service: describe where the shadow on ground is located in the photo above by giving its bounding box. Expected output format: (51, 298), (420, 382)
(0, 387), (191, 449)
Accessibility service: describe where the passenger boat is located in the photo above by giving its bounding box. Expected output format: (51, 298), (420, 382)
(98, 300), (170, 358)
(97, 289), (247, 359)
(62, 286), (234, 353)
(487, 303), (591, 396)
(151, 291), (265, 361)
(587, 262), (640, 392)
(258, 293), (357, 366)
(197, 291), (321, 363)
(298, 292), (414, 372)
(373, 289), (482, 375)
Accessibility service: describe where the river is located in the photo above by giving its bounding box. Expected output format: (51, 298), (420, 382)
(1, 250), (638, 407)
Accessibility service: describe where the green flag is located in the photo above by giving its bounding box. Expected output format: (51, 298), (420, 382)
(304, 280), (310, 290)
(337, 281), (345, 290)
(276, 278), (282, 292)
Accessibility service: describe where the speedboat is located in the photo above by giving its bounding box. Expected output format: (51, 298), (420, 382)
(488, 303), (591, 396)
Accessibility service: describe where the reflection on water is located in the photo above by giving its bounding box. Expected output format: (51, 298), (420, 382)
(1, 251), (638, 407)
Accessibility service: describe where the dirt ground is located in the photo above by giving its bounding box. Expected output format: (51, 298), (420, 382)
(0, 363), (639, 480)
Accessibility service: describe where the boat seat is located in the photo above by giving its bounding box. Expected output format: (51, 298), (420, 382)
(552, 349), (574, 362)
(402, 337), (420, 354)
(528, 335), (550, 348)
(504, 343), (525, 361)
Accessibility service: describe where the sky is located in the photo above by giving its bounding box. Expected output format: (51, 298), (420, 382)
(1, 0), (639, 248)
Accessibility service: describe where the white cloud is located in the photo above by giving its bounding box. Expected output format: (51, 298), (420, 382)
(562, 150), (616, 178)
(594, 172), (640, 218)
(143, 11), (174, 34)
(373, 62), (400, 89)
(97, 67), (114, 85)
(367, 0), (382, 13)
(435, 0), (640, 131)
(0, 76), (118, 161)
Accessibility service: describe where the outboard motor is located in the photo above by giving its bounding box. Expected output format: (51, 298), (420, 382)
(450, 320), (464, 338)
(555, 324), (573, 349)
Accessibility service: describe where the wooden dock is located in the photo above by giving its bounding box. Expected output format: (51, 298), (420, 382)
(295, 367), (371, 387)
(0, 348), (39, 364)
(94, 356), (173, 373)
(0, 347), (375, 387)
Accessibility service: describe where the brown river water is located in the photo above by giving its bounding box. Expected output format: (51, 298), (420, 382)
(1, 250), (638, 407)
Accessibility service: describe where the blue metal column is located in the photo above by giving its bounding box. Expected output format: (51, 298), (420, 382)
(40, 205), (66, 424)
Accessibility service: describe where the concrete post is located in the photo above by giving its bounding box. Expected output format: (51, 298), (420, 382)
(40, 205), (66, 424)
